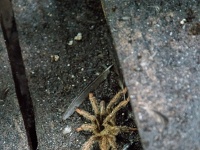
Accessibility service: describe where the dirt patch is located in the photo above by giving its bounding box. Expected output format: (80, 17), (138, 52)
(0, 0), (142, 149)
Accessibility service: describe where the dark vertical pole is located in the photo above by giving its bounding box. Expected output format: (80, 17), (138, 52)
(0, 0), (38, 149)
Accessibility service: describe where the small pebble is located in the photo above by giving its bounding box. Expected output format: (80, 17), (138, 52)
(62, 126), (72, 134)
(68, 40), (73, 45)
(51, 55), (59, 62)
(180, 19), (186, 25)
(74, 33), (82, 41)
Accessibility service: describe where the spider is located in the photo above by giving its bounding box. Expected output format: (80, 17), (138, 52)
(75, 88), (137, 150)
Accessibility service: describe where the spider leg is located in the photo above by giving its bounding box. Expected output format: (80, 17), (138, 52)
(106, 88), (127, 113)
(81, 135), (98, 150)
(109, 115), (116, 126)
(76, 123), (98, 133)
(76, 108), (100, 130)
(76, 108), (96, 122)
(103, 97), (130, 125)
(99, 136), (110, 150)
(99, 100), (106, 121)
(107, 135), (117, 150)
(118, 126), (137, 132)
(89, 93), (99, 116)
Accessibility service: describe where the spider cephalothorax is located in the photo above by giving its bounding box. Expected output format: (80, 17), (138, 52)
(76, 88), (137, 150)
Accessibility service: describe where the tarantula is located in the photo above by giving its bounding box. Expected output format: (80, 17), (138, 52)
(75, 88), (137, 150)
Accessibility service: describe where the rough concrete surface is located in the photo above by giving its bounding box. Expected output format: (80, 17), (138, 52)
(0, 0), (142, 150)
(102, 0), (200, 150)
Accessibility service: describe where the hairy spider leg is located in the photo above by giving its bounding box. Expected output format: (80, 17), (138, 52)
(89, 93), (99, 116)
(106, 88), (127, 113)
(76, 108), (96, 121)
(99, 136), (110, 150)
(75, 108), (100, 128)
(118, 126), (137, 132)
(76, 124), (97, 133)
(103, 97), (130, 125)
(99, 100), (106, 122)
(107, 135), (117, 150)
(81, 135), (98, 150)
